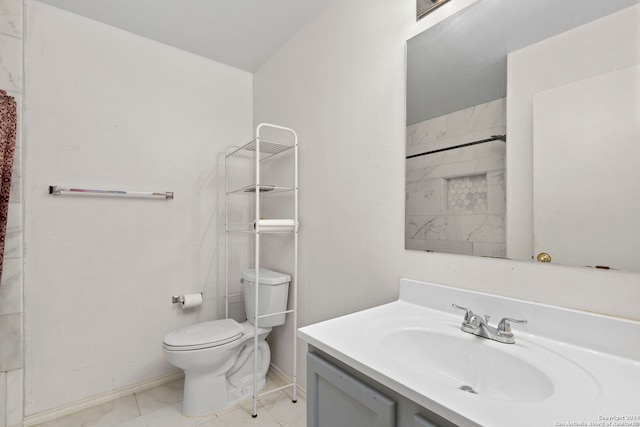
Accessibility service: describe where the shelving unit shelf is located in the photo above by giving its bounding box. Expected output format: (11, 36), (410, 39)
(227, 184), (294, 196)
(224, 123), (299, 418)
(226, 139), (295, 159)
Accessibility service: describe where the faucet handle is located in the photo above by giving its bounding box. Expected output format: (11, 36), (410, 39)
(497, 317), (527, 334)
(452, 304), (474, 322)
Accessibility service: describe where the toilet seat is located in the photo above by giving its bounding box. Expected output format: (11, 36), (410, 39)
(163, 319), (244, 351)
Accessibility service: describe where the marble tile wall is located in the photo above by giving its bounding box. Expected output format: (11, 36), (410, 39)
(406, 98), (506, 257)
(0, 0), (24, 426)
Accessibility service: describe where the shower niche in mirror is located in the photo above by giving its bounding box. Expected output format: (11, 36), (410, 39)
(405, 0), (640, 271)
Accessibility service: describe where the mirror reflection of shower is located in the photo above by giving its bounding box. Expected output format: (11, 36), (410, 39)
(405, 98), (506, 257)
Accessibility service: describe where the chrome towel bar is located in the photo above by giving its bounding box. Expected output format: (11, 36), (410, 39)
(49, 185), (173, 200)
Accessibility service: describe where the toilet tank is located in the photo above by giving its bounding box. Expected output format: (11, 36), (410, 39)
(242, 268), (291, 328)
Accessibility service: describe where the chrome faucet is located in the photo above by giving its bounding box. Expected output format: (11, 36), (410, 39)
(452, 304), (527, 344)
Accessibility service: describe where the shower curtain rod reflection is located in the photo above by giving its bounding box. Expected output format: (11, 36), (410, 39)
(49, 185), (174, 200)
(406, 134), (506, 159)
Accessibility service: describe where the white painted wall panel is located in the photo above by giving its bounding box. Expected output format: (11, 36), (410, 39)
(23, 2), (252, 415)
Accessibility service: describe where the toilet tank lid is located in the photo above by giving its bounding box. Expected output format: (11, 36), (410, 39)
(242, 268), (290, 285)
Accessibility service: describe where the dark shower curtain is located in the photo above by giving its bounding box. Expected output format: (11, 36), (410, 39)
(0, 90), (17, 283)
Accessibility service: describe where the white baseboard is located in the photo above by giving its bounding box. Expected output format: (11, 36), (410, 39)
(22, 370), (184, 427)
(23, 365), (303, 426)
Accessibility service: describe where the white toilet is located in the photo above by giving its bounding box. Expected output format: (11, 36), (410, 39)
(162, 268), (290, 417)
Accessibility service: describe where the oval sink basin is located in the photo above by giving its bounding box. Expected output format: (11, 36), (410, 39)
(382, 327), (555, 403)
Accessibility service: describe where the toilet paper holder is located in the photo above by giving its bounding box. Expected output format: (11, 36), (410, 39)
(172, 293), (203, 304)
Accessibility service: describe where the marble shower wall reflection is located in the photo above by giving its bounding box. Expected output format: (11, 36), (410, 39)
(406, 98), (506, 257)
(0, 0), (24, 426)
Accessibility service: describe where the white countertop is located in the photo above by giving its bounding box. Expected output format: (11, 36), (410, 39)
(298, 279), (640, 427)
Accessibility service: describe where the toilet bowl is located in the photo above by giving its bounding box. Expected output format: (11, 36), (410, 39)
(162, 268), (290, 417)
(163, 320), (271, 416)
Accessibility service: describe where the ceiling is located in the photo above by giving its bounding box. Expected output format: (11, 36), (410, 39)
(38, 0), (329, 72)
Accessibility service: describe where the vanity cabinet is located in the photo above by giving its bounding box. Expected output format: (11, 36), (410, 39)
(307, 352), (396, 427)
(307, 350), (457, 427)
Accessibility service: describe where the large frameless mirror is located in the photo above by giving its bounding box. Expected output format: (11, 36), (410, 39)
(406, 0), (640, 271)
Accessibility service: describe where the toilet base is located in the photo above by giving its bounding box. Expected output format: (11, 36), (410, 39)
(182, 371), (228, 417)
(180, 374), (267, 417)
(177, 330), (272, 417)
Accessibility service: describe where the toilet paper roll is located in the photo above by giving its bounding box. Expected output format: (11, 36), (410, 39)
(181, 293), (203, 309)
(253, 219), (296, 232)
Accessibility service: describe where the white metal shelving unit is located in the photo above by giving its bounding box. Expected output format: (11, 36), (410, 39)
(224, 123), (298, 418)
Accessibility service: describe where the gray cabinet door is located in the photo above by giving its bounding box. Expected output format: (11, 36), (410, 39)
(307, 352), (396, 427)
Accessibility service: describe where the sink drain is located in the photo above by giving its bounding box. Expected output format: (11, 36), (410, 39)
(459, 385), (477, 394)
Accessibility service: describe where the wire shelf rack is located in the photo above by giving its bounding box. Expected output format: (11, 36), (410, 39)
(226, 139), (294, 160)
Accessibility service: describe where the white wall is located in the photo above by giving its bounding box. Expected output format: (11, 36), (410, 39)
(253, 0), (640, 389)
(23, 1), (252, 416)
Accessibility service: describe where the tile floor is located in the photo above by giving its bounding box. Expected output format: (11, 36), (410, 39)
(34, 371), (306, 427)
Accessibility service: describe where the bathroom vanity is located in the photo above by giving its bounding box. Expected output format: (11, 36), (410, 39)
(305, 349), (455, 427)
(298, 279), (640, 427)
